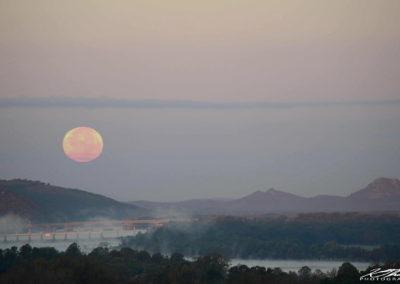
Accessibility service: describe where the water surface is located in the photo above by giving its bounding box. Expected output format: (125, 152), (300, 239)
(230, 259), (372, 272)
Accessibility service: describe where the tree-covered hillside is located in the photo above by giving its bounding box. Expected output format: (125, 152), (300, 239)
(0, 179), (148, 222)
(123, 214), (400, 261)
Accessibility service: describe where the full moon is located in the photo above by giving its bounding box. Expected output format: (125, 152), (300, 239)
(62, 127), (104, 163)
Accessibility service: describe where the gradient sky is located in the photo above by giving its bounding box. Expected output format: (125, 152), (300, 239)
(0, 0), (399, 201)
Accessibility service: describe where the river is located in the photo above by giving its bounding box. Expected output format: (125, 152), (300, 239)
(230, 258), (372, 272)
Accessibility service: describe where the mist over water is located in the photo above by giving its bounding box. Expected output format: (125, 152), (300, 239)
(0, 215), (30, 234)
(0, 239), (120, 254)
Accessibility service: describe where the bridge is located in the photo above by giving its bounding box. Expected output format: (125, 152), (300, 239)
(0, 219), (172, 244)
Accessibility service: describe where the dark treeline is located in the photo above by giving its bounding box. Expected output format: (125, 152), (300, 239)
(122, 216), (400, 261)
(0, 243), (396, 284)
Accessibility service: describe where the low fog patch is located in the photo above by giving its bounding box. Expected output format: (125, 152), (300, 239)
(0, 214), (30, 233)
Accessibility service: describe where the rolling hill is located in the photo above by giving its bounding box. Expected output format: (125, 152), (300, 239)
(0, 179), (149, 222)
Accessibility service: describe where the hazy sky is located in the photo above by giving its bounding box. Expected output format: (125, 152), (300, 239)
(0, 0), (399, 201)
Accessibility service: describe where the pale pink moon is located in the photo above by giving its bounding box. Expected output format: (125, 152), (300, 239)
(62, 127), (104, 163)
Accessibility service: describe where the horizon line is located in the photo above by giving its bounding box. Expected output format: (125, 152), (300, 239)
(1, 97), (400, 110)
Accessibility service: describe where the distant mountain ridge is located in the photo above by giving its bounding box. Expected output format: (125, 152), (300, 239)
(0, 179), (148, 222)
(2, 178), (400, 221)
(130, 177), (400, 215)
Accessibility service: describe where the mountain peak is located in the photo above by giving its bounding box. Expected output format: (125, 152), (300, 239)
(265, 188), (284, 196)
(350, 177), (400, 199)
(369, 177), (400, 187)
(240, 188), (301, 201)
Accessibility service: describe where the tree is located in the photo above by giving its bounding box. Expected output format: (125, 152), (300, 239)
(335, 262), (359, 284)
(170, 252), (185, 264)
(194, 253), (228, 284)
(19, 244), (32, 259)
(298, 265), (312, 279)
(65, 243), (82, 257)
